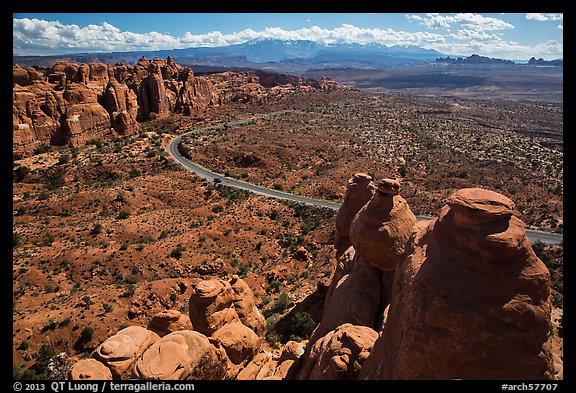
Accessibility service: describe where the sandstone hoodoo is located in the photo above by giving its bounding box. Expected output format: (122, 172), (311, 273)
(13, 57), (339, 156)
(360, 187), (555, 380)
(334, 173), (376, 259)
(349, 178), (416, 272)
(292, 176), (417, 379)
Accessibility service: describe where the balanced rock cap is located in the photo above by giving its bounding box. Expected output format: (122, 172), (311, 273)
(447, 188), (514, 222)
(350, 173), (373, 184)
(376, 178), (400, 196)
(194, 280), (223, 298)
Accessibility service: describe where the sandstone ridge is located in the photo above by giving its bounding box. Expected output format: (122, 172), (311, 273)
(13, 58), (340, 156)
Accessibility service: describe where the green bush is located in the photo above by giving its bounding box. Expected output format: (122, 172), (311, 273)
(90, 223), (102, 236)
(170, 244), (185, 259)
(271, 292), (290, 314)
(79, 326), (94, 343)
(33, 144), (50, 155)
(117, 210), (130, 220)
(212, 205), (224, 213)
(58, 154), (70, 165)
(13, 166), (31, 182)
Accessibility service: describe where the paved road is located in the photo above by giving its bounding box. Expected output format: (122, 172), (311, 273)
(167, 113), (563, 245)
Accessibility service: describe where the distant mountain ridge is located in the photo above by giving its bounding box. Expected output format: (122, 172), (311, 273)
(13, 38), (446, 73)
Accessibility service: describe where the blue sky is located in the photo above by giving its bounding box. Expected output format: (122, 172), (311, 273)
(13, 13), (563, 60)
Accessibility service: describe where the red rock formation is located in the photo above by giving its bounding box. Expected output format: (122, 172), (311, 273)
(229, 275), (266, 337)
(94, 326), (160, 379)
(132, 330), (227, 380)
(360, 188), (555, 380)
(69, 359), (112, 380)
(188, 279), (241, 336)
(147, 310), (193, 337)
(316, 76), (340, 92)
(14, 57), (334, 155)
(334, 173), (376, 259)
(304, 248), (382, 350)
(349, 178), (416, 272)
(60, 84), (113, 146)
(13, 64), (30, 86)
(104, 80), (139, 134)
(296, 324), (378, 380)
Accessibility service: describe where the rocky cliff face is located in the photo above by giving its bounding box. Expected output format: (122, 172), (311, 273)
(13, 58), (336, 156)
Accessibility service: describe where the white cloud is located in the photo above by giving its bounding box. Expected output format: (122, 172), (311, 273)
(449, 29), (502, 41)
(558, 24), (563, 30)
(406, 13), (514, 31)
(13, 18), (446, 55)
(12, 17), (561, 60)
(434, 38), (563, 60)
(526, 13), (563, 21)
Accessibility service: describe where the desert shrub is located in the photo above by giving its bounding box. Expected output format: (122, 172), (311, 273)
(58, 154), (70, 165)
(236, 263), (251, 277)
(268, 209), (279, 220)
(170, 244), (185, 259)
(212, 205), (224, 213)
(129, 168), (141, 178)
(79, 326), (94, 343)
(13, 232), (20, 248)
(276, 311), (317, 342)
(271, 292), (290, 314)
(14, 166), (31, 182)
(117, 210), (130, 220)
(33, 144), (50, 155)
(90, 223), (102, 236)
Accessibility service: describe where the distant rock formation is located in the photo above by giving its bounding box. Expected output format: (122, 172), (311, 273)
(528, 57), (563, 67)
(435, 54), (515, 65)
(13, 57), (338, 156)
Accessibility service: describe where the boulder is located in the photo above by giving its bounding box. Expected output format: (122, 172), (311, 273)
(297, 323), (378, 380)
(132, 330), (227, 380)
(360, 188), (555, 380)
(94, 326), (160, 379)
(69, 359), (112, 380)
(147, 309), (193, 337)
(211, 322), (262, 365)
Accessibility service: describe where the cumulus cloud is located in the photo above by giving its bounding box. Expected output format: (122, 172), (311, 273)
(435, 38), (563, 60)
(407, 13), (514, 31)
(13, 18), (446, 55)
(526, 13), (563, 21)
(13, 16), (561, 60)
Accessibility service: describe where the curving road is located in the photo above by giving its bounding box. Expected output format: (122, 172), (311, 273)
(167, 112), (563, 245)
